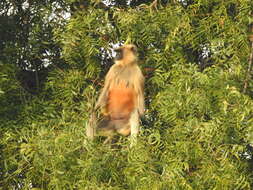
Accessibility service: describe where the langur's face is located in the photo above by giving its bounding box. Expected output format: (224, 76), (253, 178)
(114, 44), (137, 61)
(114, 47), (123, 60)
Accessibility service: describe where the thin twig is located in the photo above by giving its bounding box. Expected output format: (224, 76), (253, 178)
(243, 40), (253, 93)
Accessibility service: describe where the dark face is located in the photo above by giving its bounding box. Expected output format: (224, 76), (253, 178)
(114, 48), (123, 60)
(114, 44), (137, 61)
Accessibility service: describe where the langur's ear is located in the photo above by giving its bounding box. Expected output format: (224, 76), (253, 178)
(130, 45), (137, 54)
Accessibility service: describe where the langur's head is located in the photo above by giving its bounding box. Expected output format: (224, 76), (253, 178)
(114, 44), (138, 65)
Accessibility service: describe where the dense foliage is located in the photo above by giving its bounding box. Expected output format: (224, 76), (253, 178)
(1, 0), (253, 189)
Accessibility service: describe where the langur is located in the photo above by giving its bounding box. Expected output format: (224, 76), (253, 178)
(86, 44), (145, 143)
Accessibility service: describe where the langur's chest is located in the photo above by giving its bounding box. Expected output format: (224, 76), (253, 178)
(107, 86), (136, 110)
(108, 70), (137, 105)
(111, 67), (136, 88)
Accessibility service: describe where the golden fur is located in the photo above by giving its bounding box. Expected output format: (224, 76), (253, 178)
(87, 44), (144, 141)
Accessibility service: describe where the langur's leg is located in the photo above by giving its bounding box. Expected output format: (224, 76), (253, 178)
(86, 112), (97, 140)
(115, 119), (131, 136)
(130, 109), (139, 137)
(129, 109), (139, 146)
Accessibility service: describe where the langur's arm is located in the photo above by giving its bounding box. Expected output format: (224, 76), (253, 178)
(136, 69), (145, 116)
(95, 65), (116, 110)
(137, 80), (145, 116)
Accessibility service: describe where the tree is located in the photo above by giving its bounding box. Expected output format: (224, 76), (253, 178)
(1, 0), (253, 189)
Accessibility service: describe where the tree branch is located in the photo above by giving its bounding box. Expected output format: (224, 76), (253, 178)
(243, 36), (253, 93)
